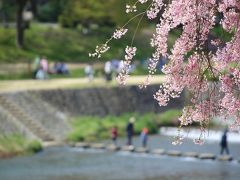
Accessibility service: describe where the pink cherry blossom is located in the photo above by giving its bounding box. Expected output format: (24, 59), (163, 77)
(113, 28), (128, 39)
(90, 0), (240, 144)
(116, 46), (137, 85)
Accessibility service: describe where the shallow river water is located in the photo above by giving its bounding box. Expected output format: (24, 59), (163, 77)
(0, 136), (240, 180)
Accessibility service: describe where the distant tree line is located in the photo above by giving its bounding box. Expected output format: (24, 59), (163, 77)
(0, 0), (149, 48)
(0, 0), (138, 27)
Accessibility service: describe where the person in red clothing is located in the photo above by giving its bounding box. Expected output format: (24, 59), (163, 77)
(111, 126), (118, 145)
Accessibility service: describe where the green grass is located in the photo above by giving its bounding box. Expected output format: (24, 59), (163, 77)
(49, 67), (105, 79)
(131, 65), (163, 75)
(26, 140), (42, 153)
(0, 72), (32, 80)
(155, 109), (182, 126)
(0, 23), (234, 64)
(0, 64), (102, 80)
(0, 64), (159, 80)
(67, 110), (182, 142)
(0, 134), (42, 157)
(0, 24), (231, 80)
(0, 23), (152, 63)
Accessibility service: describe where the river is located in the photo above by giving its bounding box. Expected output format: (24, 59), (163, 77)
(0, 135), (240, 180)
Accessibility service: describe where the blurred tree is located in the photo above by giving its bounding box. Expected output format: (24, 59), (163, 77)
(0, 0), (152, 48)
(16, 0), (28, 48)
(16, 0), (29, 48)
(37, 0), (67, 22)
(0, 0), (37, 48)
(59, 0), (114, 28)
(107, 0), (144, 26)
(59, 0), (150, 31)
(0, 0), (16, 27)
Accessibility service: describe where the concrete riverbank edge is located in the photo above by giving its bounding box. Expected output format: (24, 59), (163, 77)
(72, 142), (238, 163)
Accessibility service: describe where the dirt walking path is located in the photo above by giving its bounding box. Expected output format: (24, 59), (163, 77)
(0, 75), (165, 93)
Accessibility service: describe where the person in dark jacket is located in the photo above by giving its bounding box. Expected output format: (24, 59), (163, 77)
(220, 128), (229, 155)
(126, 117), (135, 145)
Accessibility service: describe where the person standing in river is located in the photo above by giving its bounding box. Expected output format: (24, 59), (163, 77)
(111, 126), (118, 146)
(126, 117), (135, 146)
(220, 128), (230, 155)
(140, 127), (148, 148)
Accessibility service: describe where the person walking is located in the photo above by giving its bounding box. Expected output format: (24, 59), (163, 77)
(140, 127), (148, 148)
(126, 117), (135, 146)
(84, 63), (94, 81)
(32, 56), (40, 78)
(104, 61), (112, 82)
(220, 128), (229, 155)
(40, 57), (49, 79)
(111, 126), (118, 146)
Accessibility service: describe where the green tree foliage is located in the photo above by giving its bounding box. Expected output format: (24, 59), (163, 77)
(107, 0), (148, 28)
(0, 0), (36, 48)
(0, 0), (16, 24)
(59, 0), (114, 28)
(58, 0), (149, 28)
(37, 0), (67, 22)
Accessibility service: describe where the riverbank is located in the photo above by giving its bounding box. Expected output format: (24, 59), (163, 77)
(0, 134), (42, 159)
(67, 110), (181, 142)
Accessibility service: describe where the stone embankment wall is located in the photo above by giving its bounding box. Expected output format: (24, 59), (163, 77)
(36, 85), (184, 116)
(0, 85), (184, 141)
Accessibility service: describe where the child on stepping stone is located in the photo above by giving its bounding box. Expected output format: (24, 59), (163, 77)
(140, 127), (148, 148)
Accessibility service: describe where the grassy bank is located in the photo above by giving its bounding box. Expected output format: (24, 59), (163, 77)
(0, 23), (231, 64)
(0, 23), (178, 80)
(0, 134), (42, 158)
(68, 110), (182, 142)
(0, 62), (163, 80)
(0, 23), (153, 63)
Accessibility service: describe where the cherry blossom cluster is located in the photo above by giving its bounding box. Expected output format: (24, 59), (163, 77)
(172, 134), (184, 145)
(126, 4), (137, 13)
(146, 0), (240, 144)
(116, 46), (137, 85)
(138, 0), (148, 4)
(90, 0), (240, 144)
(126, 0), (149, 14)
(113, 28), (128, 39)
(147, 0), (164, 19)
(90, 28), (128, 58)
(89, 44), (110, 58)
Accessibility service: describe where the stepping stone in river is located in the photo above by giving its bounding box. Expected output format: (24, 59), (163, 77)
(106, 145), (120, 151)
(69, 142), (75, 147)
(135, 147), (149, 153)
(198, 153), (216, 160)
(121, 145), (135, 152)
(75, 142), (90, 148)
(90, 143), (105, 149)
(218, 155), (233, 161)
(42, 141), (64, 148)
(182, 152), (199, 158)
(151, 149), (166, 155)
(167, 150), (182, 157)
